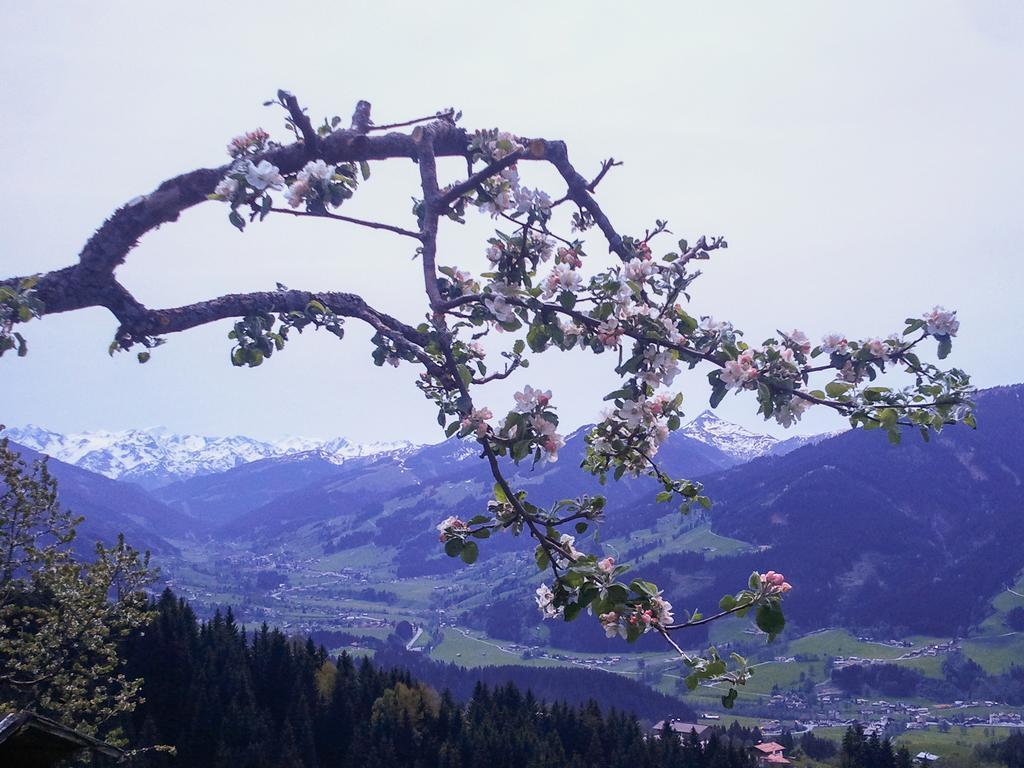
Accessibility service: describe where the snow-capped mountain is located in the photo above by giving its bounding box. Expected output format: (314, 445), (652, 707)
(2, 412), (823, 492)
(1, 425), (414, 489)
(679, 410), (824, 462)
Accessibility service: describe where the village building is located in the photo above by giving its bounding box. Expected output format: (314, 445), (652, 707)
(650, 719), (713, 742)
(751, 741), (791, 766)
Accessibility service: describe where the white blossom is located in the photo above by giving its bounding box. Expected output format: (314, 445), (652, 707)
(774, 395), (813, 427)
(820, 333), (849, 356)
(214, 176), (239, 199)
(284, 179), (310, 208)
(485, 294), (516, 324)
(514, 385), (551, 413)
(298, 159), (335, 182)
(535, 583), (561, 619)
(923, 306), (959, 337)
(542, 264), (582, 299)
(719, 351), (758, 390)
(244, 160), (285, 191)
(624, 258), (654, 282)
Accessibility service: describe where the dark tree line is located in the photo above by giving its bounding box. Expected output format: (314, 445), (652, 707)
(838, 725), (913, 768)
(831, 659), (1024, 705)
(116, 589), (752, 768)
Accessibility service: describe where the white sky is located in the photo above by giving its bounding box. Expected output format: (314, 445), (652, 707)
(2, 1), (1022, 444)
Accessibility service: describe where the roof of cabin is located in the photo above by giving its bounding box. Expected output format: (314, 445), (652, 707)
(0, 711), (124, 767)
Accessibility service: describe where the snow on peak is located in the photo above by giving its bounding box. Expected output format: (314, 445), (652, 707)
(680, 410), (826, 461)
(0, 425), (416, 488)
(680, 410), (778, 461)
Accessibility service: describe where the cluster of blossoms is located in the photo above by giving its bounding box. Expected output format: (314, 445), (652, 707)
(820, 332), (849, 356)
(458, 406), (493, 439)
(226, 128), (270, 158)
(719, 349), (758, 390)
(472, 129), (526, 162)
(598, 594), (674, 639)
(541, 263), (583, 299)
(472, 162), (555, 223)
(585, 391), (686, 480)
(774, 396), (813, 427)
(284, 159), (335, 207)
(436, 516), (469, 543)
(478, 167), (522, 217)
(535, 583), (562, 619)
(213, 159), (286, 202)
(485, 386), (565, 463)
(923, 306), (959, 337)
(484, 292), (517, 326)
(760, 570), (792, 594)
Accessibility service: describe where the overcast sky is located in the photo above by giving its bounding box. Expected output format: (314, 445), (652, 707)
(2, 1), (1022, 444)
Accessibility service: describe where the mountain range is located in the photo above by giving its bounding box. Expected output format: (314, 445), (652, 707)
(2, 386), (1020, 646)
(1, 424), (413, 489)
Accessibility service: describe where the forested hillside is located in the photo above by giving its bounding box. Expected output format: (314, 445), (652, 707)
(118, 591), (744, 768)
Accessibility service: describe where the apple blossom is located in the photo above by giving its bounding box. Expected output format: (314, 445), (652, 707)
(484, 294), (516, 324)
(284, 179), (310, 208)
(513, 385), (552, 413)
(298, 158), (335, 182)
(600, 611), (623, 638)
(213, 177), (239, 199)
(624, 258), (655, 282)
(785, 330), (811, 354)
(542, 264), (583, 299)
(244, 160), (285, 191)
(436, 516), (469, 542)
(821, 333), (849, 356)
(226, 128), (270, 157)
(596, 318), (624, 347)
(774, 395), (813, 427)
(923, 306), (959, 337)
(535, 583), (561, 619)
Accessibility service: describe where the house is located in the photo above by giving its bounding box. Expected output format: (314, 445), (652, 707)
(650, 719), (713, 742)
(916, 752), (940, 763)
(0, 711), (124, 767)
(751, 741), (791, 766)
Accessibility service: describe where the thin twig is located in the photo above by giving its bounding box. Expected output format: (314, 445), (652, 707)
(268, 207), (420, 239)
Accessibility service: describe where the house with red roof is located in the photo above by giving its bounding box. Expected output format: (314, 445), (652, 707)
(751, 741), (790, 765)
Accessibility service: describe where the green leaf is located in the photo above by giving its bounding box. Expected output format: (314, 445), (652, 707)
(460, 540), (479, 564)
(359, 160), (371, 180)
(535, 547), (550, 572)
(755, 603), (785, 637)
(444, 539), (464, 558)
(825, 381), (852, 398)
(493, 482), (509, 504)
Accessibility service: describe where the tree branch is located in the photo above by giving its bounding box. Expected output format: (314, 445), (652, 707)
(279, 90), (319, 154)
(268, 207), (420, 239)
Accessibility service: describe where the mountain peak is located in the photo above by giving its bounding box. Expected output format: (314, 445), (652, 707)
(680, 410), (778, 462)
(0, 425), (419, 489)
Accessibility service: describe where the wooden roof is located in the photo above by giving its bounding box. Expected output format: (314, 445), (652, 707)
(0, 711), (124, 767)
